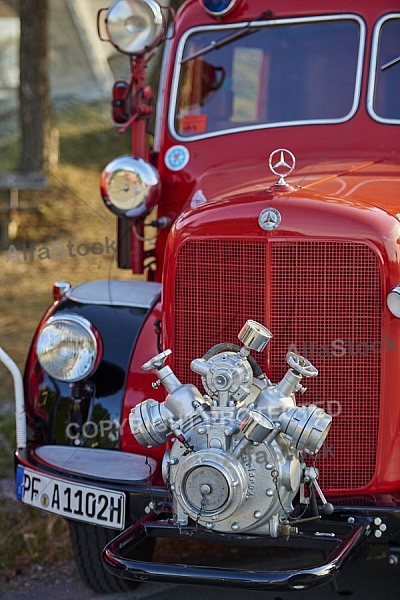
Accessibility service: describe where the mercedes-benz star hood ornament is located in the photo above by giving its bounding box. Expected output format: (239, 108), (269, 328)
(269, 148), (296, 187)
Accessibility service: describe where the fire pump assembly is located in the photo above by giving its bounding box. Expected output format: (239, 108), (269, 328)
(130, 320), (332, 537)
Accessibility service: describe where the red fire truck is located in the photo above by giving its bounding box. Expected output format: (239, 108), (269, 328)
(1, 0), (400, 593)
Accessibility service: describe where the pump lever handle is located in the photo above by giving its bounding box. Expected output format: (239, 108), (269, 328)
(142, 349), (172, 372)
(311, 478), (334, 515)
(305, 467), (335, 516)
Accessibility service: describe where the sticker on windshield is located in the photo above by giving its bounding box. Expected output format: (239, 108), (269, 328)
(181, 115), (208, 134)
(165, 145), (190, 171)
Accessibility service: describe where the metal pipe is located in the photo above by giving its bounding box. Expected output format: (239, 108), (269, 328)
(0, 347), (26, 450)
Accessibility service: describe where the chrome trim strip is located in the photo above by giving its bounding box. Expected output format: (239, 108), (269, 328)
(35, 446), (157, 482)
(169, 15), (366, 142)
(154, 31), (173, 153)
(67, 280), (162, 309)
(366, 13), (400, 126)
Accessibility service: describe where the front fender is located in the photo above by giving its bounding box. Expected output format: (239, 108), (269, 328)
(24, 280), (162, 452)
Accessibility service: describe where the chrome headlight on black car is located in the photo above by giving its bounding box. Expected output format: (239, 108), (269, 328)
(36, 315), (99, 382)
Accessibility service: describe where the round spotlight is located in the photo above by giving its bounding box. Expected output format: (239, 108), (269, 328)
(199, 0), (239, 17)
(106, 0), (165, 55)
(100, 155), (161, 218)
(387, 285), (400, 317)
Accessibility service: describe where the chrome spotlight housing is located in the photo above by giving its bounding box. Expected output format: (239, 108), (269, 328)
(100, 155), (161, 218)
(105, 0), (165, 55)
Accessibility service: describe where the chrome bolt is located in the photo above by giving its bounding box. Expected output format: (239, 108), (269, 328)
(254, 510), (262, 519)
(144, 501), (156, 514)
(379, 523), (387, 532)
(374, 530), (383, 538)
(215, 375), (227, 386)
(231, 522), (240, 531)
(265, 462), (274, 470)
(292, 585), (306, 590)
(387, 554), (399, 566)
(374, 517), (382, 526)
(266, 488), (274, 497)
(347, 516), (355, 524)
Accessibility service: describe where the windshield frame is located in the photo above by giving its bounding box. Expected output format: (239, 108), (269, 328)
(367, 13), (400, 126)
(168, 14), (366, 142)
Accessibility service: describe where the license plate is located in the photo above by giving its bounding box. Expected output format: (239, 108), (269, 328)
(16, 466), (125, 529)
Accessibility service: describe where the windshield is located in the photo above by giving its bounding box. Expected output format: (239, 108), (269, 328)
(172, 16), (364, 140)
(368, 15), (400, 124)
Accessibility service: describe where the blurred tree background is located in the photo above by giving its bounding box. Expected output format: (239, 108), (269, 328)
(17, 0), (184, 173)
(19, 0), (59, 172)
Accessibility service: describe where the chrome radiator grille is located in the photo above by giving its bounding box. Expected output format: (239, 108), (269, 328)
(173, 239), (381, 491)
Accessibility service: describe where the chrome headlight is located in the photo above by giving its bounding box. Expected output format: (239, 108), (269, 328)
(36, 315), (99, 382)
(105, 0), (165, 55)
(100, 155), (160, 218)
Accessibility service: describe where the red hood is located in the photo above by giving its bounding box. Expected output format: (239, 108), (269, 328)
(189, 156), (400, 218)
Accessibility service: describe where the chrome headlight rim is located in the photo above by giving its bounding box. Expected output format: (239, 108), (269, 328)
(105, 0), (165, 56)
(36, 314), (100, 383)
(100, 154), (161, 218)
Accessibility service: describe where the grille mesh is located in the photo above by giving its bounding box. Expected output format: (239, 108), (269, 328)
(173, 239), (381, 491)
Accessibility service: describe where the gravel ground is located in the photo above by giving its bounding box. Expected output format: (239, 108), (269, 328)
(0, 560), (83, 597)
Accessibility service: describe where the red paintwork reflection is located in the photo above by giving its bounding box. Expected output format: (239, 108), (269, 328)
(121, 302), (166, 483)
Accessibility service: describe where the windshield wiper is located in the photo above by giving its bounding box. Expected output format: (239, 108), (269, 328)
(181, 10), (273, 64)
(381, 55), (400, 71)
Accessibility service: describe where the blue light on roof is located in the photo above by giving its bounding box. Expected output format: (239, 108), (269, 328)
(200, 0), (238, 17)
